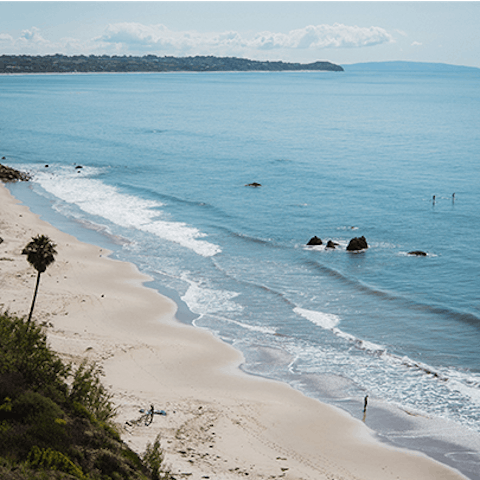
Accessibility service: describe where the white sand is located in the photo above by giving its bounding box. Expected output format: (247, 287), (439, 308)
(0, 182), (467, 480)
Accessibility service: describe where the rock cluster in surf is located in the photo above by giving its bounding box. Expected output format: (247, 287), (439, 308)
(346, 236), (369, 251)
(307, 235), (369, 251)
(306, 236), (323, 246)
(407, 250), (427, 256)
(307, 235), (429, 256)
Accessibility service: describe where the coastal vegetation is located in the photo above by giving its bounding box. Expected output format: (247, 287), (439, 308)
(0, 312), (172, 479)
(0, 54), (344, 74)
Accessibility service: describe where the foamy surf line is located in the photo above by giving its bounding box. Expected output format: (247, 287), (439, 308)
(293, 306), (384, 354)
(294, 307), (480, 427)
(294, 306), (341, 329)
(27, 165), (221, 257)
(181, 275), (244, 315)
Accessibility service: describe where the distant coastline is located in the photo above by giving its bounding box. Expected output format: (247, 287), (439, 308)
(343, 60), (480, 73)
(0, 54), (344, 74)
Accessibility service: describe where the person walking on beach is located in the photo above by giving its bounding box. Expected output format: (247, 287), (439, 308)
(145, 405), (155, 426)
(362, 395), (368, 422)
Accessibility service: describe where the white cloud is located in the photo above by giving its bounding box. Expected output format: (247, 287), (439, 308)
(251, 24), (393, 50)
(1, 22), (393, 58)
(18, 27), (49, 46)
(411, 41), (423, 47)
(0, 27), (58, 54)
(0, 33), (14, 42)
(100, 23), (169, 48)
(96, 22), (393, 55)
(0, 27), (98, 55)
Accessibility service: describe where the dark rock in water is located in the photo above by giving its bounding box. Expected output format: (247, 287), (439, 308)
(75, 165), (83, 169)
(326, 240), (338, 249)
(0, 164), (31, 182)
(346, 236), (368, 251)
(408, 250), (427, 256)
(45, 165), (49, 168)
(307, 236), (323, 246)
(245, 182), (261, 187)
(1, 156), (5, 160)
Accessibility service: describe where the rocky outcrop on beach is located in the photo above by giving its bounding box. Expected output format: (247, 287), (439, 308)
(346, 236), (369, 251)
(0, 55), (344, 74)
(0, 163), (30, 182)
(326, 240), (338, 249)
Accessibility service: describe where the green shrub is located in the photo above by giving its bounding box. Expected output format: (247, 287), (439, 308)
(93, 449), (124, 477)
(0, 420), (11, 435)
(0, 313), (69, 395)
(28, 446), (85, 479)
(143, 436), (171, 480)
(98, 421), (121, 442)
(12, 391), (65, 424)
(121, 448), (143, 470)
(0, 396), (13, 414)
(10, 391), (68, 450)
(70, 401), (96, 423)
(69, 361), (115, 424)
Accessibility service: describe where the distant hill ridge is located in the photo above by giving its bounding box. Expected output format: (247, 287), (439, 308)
(0, 54), (344, 74)
(343, 61), (480, 72)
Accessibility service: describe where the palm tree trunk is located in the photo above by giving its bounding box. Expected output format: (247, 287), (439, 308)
(27, 272), (41, 323)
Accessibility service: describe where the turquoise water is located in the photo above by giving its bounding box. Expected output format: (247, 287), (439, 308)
(2, 68), (480, 477)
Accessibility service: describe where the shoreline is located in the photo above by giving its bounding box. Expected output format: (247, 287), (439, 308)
(0, 182), (468, 480)
(0, 70), (339, 78)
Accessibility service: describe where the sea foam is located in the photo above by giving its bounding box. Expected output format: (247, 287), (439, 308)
(181, 275), (243, 316)
(32, 166), (221, 257)
(294, 307), (340, 329)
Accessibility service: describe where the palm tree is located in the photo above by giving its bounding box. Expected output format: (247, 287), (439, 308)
(22, 235), (57, 323)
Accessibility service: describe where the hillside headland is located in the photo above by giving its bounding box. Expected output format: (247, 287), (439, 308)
(0, 54), (344, 74)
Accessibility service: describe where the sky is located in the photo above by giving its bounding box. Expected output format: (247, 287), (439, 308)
(1, 1), (479, 68)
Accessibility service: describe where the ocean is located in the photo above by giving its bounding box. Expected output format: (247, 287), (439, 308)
(1, 66), (480, 477)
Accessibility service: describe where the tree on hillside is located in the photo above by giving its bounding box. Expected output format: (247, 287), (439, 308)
(22, 234), (57, 323)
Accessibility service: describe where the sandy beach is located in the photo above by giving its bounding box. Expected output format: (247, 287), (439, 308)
(0, 181), (468, 480)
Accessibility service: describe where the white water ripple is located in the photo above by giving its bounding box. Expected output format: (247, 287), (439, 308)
(294, 306), (340, 329)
